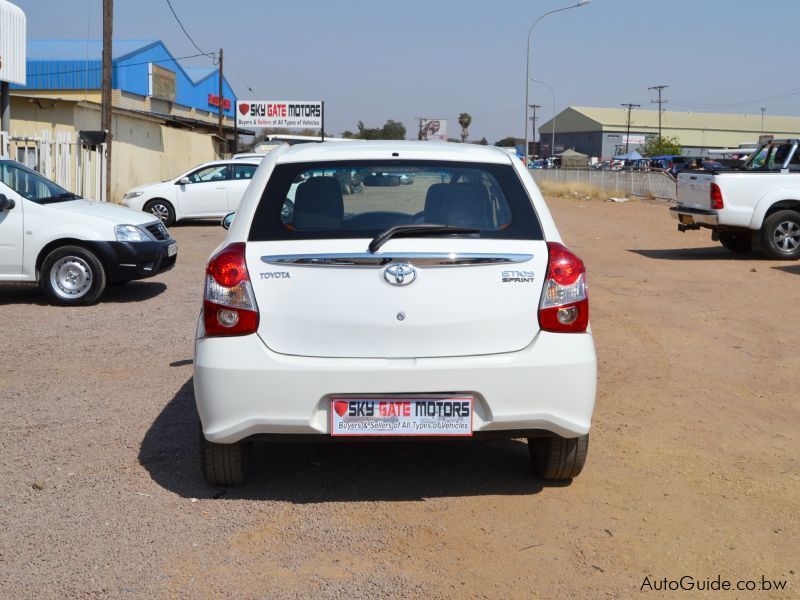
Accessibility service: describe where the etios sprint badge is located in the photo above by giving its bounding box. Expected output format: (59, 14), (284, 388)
(331, 396), (473, 436)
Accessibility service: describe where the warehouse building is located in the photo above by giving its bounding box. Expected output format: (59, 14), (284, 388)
(3, 39), (243, 201)
(537, 106), (800, 160)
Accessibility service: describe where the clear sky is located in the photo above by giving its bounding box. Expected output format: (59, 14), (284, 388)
(11, 0), (800, 142)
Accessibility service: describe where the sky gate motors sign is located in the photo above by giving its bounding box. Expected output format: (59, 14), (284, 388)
(236, 100), (323, 129)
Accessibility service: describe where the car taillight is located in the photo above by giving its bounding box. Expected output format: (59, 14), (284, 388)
(203, 242), (259, 336)
(538, 242), (588, 333)
(710, 183), (724, 209)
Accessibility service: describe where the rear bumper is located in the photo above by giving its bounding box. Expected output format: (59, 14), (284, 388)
(669, 206), (719, 229)
(91, 240), (177, 282)
(194, 331), (597, 444)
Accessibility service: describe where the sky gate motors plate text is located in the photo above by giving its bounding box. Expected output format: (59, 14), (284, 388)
(330, 397), (474, 437)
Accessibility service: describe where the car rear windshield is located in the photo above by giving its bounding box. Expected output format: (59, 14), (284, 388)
(248, 160), (543, 241)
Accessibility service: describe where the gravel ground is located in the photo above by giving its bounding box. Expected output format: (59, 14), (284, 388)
(0, 199), (797, 598)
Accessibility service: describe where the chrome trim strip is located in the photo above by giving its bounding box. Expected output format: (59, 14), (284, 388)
(261, 252), (533, 267)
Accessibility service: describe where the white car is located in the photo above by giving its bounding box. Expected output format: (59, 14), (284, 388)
(121, 159), (260, 226)
(0, 158), (176, 305)
(194, 141), (596, 485)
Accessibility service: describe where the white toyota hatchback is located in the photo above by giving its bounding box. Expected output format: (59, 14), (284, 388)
(194, 141), (596, 485)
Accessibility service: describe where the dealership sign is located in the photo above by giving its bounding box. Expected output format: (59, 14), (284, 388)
(237, 100), (323, 129)
(208, 93), (231, 111)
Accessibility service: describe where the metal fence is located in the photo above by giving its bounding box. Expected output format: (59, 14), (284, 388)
(1, 130), (106, 201)
(530, 168), (677, 201)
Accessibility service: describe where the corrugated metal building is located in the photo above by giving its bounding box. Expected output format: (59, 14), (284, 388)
(11, 39), (236, 124)
(538, 106), (800, 159)
(3, 39), (246, 202)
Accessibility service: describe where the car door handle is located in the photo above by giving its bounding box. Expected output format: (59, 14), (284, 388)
(215, 186), (226, 189)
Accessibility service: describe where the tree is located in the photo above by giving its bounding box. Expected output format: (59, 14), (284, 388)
(495, 136), (519, 147)
(381, 120), (406, 140)
(458, 112), (472, 143)
(478, 137), (488, 145)
(353, 120), (407, 140)
(641, 134), (682, 157)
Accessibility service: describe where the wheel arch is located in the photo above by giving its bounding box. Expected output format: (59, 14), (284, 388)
(143, 197), (177, 220)
(750, 193), (800, 229)
(35, 239), (109, 281)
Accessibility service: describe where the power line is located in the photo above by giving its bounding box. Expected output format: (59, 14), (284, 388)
(23, 53), (213, 79)
(226, 60), (257, 96)
(163, 0), (211, 57)
(670, 86), (800, 110)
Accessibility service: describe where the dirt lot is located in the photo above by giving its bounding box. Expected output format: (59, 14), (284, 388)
(1, 197), (797, 598)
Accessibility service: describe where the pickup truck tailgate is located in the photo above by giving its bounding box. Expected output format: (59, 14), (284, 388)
(677, 172), (713, 210)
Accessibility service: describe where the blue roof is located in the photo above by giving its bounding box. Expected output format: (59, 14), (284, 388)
(183, 67), (216, 83)
(27, 39), (159, 62)
(16, 39), (237, 117)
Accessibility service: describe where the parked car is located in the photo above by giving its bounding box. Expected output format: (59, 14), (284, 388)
(121, 159), (260, 226)
(669, 156), (705, 177)
(194, 141), (597, 485)
(671, 138), (800, 258)
(0, 158), (176, 305)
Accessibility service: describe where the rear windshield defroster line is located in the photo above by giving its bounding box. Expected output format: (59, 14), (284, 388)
(248, 160), (544, 242)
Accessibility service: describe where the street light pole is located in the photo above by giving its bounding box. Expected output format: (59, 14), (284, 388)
(524, 0), (591, 165)
(531, 77), (556, 160)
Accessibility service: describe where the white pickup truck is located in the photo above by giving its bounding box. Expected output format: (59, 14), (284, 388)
(671, 139), (800, 259)
(0, 158), (177, 305)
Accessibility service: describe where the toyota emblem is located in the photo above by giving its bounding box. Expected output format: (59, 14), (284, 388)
(383, 263), (416, 286)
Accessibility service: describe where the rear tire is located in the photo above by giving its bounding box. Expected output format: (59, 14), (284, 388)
(40, 245), (107, 305)
(199, 425), (245, 486)
(761, 210), (800, 260)
(144, 199), (175, 227)
(718, 231), (752, 253)
(529, 434), (588, 481)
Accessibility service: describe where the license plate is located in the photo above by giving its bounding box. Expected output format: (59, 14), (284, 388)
(167, 243), (177, 257)
(678, 214), (694, 225)
(330, 396), (473, 437)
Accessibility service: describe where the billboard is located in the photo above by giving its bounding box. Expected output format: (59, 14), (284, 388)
(149, 64), (176, 102)
(420, 119), (447, 141)
(237, 100), (323, 129)
(622, 134), (646, 146)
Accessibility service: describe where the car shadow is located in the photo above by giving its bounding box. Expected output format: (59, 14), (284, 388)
(0, 284), (48, 305)
(102, 281), (167, 303)
(629, 247), (761, 261)
(772, 264), (800, 276)
(139, 378), (556, 502)
(0, 280), (167, 306)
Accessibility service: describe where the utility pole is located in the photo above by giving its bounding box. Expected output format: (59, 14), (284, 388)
(102, 0), (113, 202)
(648, 84), (669, 142)
(529, 104), (540, 157)
(217, 48), (224, 153)
(621, 103), (640, 153)
(760, 107), (766, 137)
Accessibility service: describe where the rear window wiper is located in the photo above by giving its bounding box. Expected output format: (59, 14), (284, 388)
(368, 223), (479, 253)
(38, 192), (80, 204)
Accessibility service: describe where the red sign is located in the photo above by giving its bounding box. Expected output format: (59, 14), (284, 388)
(207, 93), (231, 111)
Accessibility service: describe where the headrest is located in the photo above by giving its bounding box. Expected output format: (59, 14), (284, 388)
(292, 176), (344, 229)
(424, 183), (492, 229)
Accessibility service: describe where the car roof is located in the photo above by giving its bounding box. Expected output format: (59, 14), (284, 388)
(273, 140), (516, 165)
(195, 159), (260, 168)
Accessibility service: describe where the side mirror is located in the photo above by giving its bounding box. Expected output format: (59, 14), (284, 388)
(221, 212), (235, 230)
(0, 194), (16, 210)
(178, 177), (190, 185)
